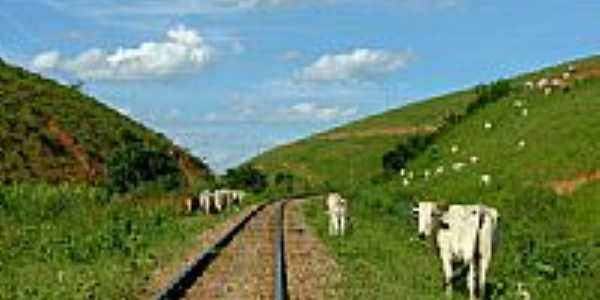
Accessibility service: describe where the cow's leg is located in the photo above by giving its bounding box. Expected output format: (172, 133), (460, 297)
(440, 252), (453, 297)
(334, 214), (341, 235)
(468, 260), (477, 300)
(329, 214), (336, 235)
(340, 213), (346, 235)
(479, 257), (490, 300)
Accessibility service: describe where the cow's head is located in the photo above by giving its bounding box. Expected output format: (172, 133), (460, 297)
(414, 202), (440, 239)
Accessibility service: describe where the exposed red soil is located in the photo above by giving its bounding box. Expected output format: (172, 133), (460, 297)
(46, 119), (101, 181)
(549, 171), (600, 195)
(318, 126), (436, 141)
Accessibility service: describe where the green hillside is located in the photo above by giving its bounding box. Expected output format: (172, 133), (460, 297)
(253, 55), (600, 299)
(0, 58), (209, 184)
(252, 89), (475, 189)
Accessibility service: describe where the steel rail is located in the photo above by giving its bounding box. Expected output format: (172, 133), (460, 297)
(153, 203), (267, 300)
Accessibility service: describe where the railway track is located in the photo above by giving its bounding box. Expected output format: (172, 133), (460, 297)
(153, 200), (289, 300)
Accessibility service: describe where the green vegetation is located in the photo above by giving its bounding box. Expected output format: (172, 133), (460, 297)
(0, 58), (209, 184)
(252, 89), (476, 190)
(221, 164), (268, 193)
(106, 143), (182, 193)
(0, 58), (222, 299)
(256, 56), (600, 299)
(0, 183), (258, 299)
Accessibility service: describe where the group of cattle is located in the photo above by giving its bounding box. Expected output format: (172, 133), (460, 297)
(399, 143), (493, 189)
(183, 189), (246, 214)
(322, 193), (501, 300)
(525, 64), (577, 95)
(398, 65), (579, 191)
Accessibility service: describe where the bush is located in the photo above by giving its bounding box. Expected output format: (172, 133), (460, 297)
(106, 143), (181, 193)
(382, 135), (433, 173)
(469, 79), (512, 113)
(222, 164), (268, 193)
(274, 172), (295, 193)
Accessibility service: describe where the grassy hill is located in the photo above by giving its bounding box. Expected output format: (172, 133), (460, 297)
(0, 58), (221, 299)
(0, 58), (209, 184)
(252, 89), (475, 189)
(252, 55), (600, 299)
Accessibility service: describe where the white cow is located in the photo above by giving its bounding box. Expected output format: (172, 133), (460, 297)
(470, 156), (480, 164)
(521, 108), (528, 117)
(513, 100), (524, 108)
(435, 166), (445, 175)
(213, 189), (228, 212)
(537, 78), (549, 89)
(414, 202), (499, 300)
(424, 169), (431, 181)
(231, 190), (246, 206)
(326, 193), (348, 236)
(481, 174), (492, 186)
(199, 190), (215, 214)
(403, 178), (411, 187)
(517, 140), (526, 149)
(524, 81), (534, 90)
(484, 122), (493, 130)
(452, 162), (467, 172)
(451, 145), (460, 154)
(551, 78), (564, 87)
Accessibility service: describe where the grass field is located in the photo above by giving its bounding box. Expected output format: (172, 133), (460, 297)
(258, 55), (600, 299)
(0, 184), (256, 299)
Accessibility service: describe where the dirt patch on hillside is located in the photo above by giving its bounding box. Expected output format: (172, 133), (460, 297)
(573, 64), (600, 81)
(47, 119), (101, 181)
(318, 126), (436, 141)
(549, 171), (600, 195)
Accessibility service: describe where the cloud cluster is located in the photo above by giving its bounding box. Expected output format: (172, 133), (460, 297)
(286, 102), (358, 121)
(32, 25), (213, 81)
(296, 48), (413, 83)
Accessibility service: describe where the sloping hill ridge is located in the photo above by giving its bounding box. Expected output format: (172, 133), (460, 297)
(251, 55), (600, 191)
(0, 58), (209, 184)
(252, 55), (600, 299)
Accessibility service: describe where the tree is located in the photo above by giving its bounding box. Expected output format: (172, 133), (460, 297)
(106, 143), (181, 193)
(274, 172), (295, 193)
(222, 164), (268, 193)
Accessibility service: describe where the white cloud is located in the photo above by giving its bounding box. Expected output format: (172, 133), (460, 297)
(296, 48), (413, 83)
(31, 25), (214, 81)
(286, 102), (358, 121)
(32, 51), (61, 69)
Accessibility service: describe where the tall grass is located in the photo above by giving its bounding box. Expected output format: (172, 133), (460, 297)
(0, 183), (245, 299)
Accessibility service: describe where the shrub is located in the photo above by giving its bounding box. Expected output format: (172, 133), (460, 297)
(222, 164), (268, 193)
(382, 135), (433, 173)
(274, 172), (295, 193)
(105, 143), (181, 193)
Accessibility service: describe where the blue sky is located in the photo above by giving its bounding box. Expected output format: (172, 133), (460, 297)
(1, 0), (599, 172)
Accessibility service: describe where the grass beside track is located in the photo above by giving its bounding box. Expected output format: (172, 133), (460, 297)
(293, 56), (600, 299)
(0, 184), (257, 300)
